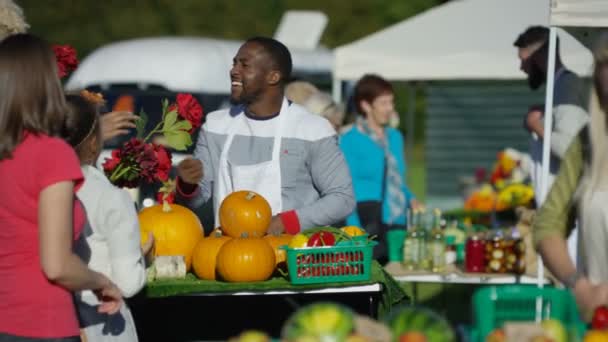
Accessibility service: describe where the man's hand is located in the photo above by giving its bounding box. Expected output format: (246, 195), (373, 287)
(525, 108), (544, 137)
(177, 158), (203, 185)
(100, 111), (138, 142)
(267, 215), (285, 235)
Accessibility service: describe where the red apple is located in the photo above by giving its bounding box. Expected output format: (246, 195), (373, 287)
(592, 306), (608, 330)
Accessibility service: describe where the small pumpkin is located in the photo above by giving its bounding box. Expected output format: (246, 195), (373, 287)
(192, 229), (232, 280)
(219, 191), (272, 238)
(217, 233), (276, 282)
(139, 203), (204, 271)
(264, 233), (293, 266)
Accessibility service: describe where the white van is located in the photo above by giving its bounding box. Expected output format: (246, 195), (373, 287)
(65, 28), (333, 209)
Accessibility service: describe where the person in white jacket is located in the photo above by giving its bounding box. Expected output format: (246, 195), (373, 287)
(63, 91), (151, 342)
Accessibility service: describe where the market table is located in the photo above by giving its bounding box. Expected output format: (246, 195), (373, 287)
(130, 261), (407, 341)
(384, 262), (552, 304)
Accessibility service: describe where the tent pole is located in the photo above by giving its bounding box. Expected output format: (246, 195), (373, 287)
(535, 26), (558, 321)
(332, 77), (342, 103)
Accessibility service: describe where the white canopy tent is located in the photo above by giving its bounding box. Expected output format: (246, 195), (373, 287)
(332, 0), (594, 101)
(550, 0), (608, 28)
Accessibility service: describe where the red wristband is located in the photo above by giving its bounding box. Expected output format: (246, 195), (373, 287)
(280, 210), (301, 234)
(176, 177), (199, 198)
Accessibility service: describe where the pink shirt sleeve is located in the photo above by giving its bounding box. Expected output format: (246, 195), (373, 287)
(36, 136), (84, 191)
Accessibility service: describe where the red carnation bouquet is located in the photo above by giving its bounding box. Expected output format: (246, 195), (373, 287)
(102, 94), (204, 205)
(53, 44), (78, 79)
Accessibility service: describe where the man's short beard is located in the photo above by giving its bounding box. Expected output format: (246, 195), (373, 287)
(528, 63), (546, 90)
(230, 90), (261, 106)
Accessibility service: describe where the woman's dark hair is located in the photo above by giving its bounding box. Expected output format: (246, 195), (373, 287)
(353, 74), (393, 115)
(0, 33), (68, 160)
(64, 92), (101, 156)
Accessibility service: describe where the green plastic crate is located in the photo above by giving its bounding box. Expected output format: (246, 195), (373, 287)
(471, 285), (587, 342)
(282, 240), (377, 285)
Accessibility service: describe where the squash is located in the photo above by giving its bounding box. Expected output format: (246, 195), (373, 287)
(219, 191), (272, 238)
(139, 203), (204, 271)
(217, 234), (276, 282)
(192, 229), (232, 280)
(341, 226), (366, 237)
(263, 233), (293, 266)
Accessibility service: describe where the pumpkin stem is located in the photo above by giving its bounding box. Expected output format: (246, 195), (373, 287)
(245, 191), (255, 200)
(277, 267), (289, 278)
(213, 229), (223, 238)
(240, 232), (249, 238)
(162, 199), (172, 213)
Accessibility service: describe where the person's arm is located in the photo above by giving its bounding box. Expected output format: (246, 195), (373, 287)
(537, 134), (608, 319)
(530, 136), (608, 319)
(39, 181), (122, 314)
(291, 135), (356, 231)
(100, 188), (146, 298)
(175, 124), (214, 209)
(550, 105), (589, 159)
(533, 136), (583, 280)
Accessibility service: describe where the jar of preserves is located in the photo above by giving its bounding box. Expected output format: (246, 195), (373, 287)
(465, 234), (485, 273)
(485, 231), (506, 273)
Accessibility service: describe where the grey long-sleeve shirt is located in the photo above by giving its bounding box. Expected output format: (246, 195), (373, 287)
(176, 102), (355, 231)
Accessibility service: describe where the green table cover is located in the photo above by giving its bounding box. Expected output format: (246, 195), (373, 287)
(144, 261), (407, 317)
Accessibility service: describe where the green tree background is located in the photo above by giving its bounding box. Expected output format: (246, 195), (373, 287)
(20, 0), (445, 56)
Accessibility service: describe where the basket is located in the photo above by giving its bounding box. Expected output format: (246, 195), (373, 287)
(470, 285), (586, 342)
(282, 240), (377, 285)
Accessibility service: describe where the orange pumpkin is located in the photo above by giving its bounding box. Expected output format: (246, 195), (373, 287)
(263, 233), (293, 266)
(217, 234), (276, 282)
(139, 203), (204, 271)
(192, 229), (232, 280)
(219, 191), (272, 238)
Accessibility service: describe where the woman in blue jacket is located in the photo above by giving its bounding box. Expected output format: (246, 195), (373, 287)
(340, 74), (421, 263)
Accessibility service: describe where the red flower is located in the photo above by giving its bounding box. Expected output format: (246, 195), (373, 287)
(104, 138), (159, 188)
(175, 93), (203, 133)
(153, 144), (172, 182)
(52, 45), (79, 79)
(102, 149), (121, 172)
(156, 191), (175, 204)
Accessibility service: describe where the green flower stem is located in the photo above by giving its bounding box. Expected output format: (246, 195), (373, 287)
(143, 121), (164, 142)
(110, 165), (131, 182)
(109, 163), (123, 181)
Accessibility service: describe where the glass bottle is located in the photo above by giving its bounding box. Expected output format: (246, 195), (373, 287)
(430, 208), (446, 273)
(402, 209), (418, 270)
(417, 209), (431, 271)
(445, 235), (457, 266)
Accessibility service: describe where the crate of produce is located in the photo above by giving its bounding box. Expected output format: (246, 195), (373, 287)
(282, 238), (377, 285)
(470, 285), (586, 341)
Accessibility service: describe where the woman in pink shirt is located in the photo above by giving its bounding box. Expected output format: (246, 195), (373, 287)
(0, 34), (122, 342)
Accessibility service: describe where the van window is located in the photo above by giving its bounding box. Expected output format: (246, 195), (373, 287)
(92, 85), (230, 153)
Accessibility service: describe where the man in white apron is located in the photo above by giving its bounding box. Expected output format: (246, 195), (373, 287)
(174, 37), (355, 234)
(515, 26), (588, 262)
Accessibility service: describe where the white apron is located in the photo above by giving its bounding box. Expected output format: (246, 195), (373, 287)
(213, 98), (288, 227)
